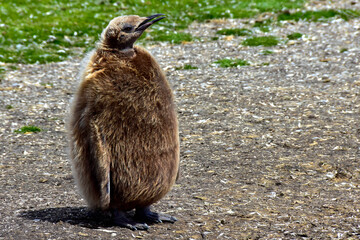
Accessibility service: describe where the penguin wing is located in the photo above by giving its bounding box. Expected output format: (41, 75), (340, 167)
(89, 119), (111, 208)
(70, 111), (111, 209)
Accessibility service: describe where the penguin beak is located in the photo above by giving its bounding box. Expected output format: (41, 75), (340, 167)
(136, 14), (165, 32)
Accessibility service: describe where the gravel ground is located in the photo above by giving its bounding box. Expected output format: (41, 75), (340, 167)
(1, 2), (360, 239)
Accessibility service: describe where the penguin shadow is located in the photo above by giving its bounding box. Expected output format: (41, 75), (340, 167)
(19, 207), (118, 229)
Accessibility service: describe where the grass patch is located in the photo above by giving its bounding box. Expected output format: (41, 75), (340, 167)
(287, 32), (303, 40)
(253, 20), (272, 32)
(258, 26), (271, 33)
(183, 64), (198, 70)
(5, 105), (13, 110)
(261, 50), (274, 55)
(176, 64), (198, 70)
(215, 58), (250, 68)
(0, 0), (306, 64)
(0, 66), (6, 80)
(253, 19), (272, 27)
(9, 65), (18, 70)
(278, 9), (360, 22)
(216, 28), (252, 36)
(340, 48), (348, 53)
(40, 82), (54, 88)
(243, 36), (279, 47)
(14, 125), (42, 134)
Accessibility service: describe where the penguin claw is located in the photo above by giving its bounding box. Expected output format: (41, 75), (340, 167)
(113, 210), (149, 231)
(135, 207), (177, 224)
(130, 223), (149, 231)
(158, 214), (177, 223)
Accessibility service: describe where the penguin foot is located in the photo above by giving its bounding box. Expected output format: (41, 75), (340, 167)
(113, 210), (149, 231)
(135, 206), (177, 224)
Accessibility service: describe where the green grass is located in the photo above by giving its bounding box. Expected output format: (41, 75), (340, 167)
(216, 28), (252, 36)
(9, 65), (18, 70)
(215, 58), (250, 68)
(258, 26), (271, 33)
(3, 1), (359, 64)
(261, 50), (274, 55)
(253, 20), (272, 32)
(287, 32), (303, 40)
(176, 64), (198, 70)
(0, 0), (306, 64)
(14, 125), (42, 134)
(278, 9), (360, 22)
(340, 48), (348, 53)
(40, 82), (54, 88)
(243, 36), (279, 47)
(183, 64), (198, 70)
(5, 105), (13, 110)
(0, 66), (6, 81)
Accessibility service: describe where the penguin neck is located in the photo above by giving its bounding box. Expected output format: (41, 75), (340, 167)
(99, 46), (136, 58)
(118, 48), (136, 58)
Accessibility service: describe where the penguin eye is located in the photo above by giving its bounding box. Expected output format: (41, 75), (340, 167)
(122, 25), (133, 33)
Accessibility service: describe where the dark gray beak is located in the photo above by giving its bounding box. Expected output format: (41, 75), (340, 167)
(136, 14), (165, 32)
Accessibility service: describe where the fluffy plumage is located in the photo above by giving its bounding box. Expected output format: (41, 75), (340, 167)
(68, 14), (179, 230)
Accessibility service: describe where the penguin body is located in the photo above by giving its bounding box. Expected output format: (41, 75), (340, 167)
(68, 14), (179, 230)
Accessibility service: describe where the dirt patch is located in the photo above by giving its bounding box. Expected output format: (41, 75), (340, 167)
(1, 10), (360, 240)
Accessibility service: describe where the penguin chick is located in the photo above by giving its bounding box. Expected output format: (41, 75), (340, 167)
(68, 14), (179, 230)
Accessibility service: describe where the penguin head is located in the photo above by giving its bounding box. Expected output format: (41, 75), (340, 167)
(101, 14), (165, 50)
